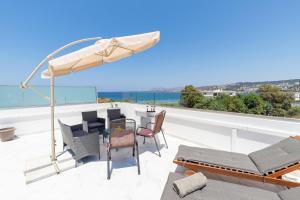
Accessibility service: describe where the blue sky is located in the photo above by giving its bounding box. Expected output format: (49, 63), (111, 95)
(1, 0), (300, 91)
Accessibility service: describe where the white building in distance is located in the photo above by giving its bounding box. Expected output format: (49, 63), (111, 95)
(201, 89), (237, 97)
(294, 92), (300, 101)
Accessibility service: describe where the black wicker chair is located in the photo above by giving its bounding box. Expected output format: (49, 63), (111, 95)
(107, 108), (126, 128)
(82, 111), (106, 142)
(58, 120), (100, 166)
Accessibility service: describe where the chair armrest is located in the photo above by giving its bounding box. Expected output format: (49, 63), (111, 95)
(97, 117), (106, 125)
(71, 124), (83, 131)
(74, 131), (98, 143)
(82, 120), (89, 132)
(71, 129), (88, 137)
(120, 114), (126, 118)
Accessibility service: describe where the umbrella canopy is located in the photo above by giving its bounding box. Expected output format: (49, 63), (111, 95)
(42, 31), (160, 78)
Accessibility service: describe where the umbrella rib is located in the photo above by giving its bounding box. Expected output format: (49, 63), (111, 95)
(117, 45), (135, 54)
(69, 58), (83, 71)
(105, 39), (118, 56)
(107, 45), (118, 56)
(95, 52), (104, 56)
(104, 44), (134, 57)
(94, 52), (105, 65)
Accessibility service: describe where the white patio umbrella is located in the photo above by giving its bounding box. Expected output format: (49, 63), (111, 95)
(21, 31), (160, 172)
(41, 31), (160, 78)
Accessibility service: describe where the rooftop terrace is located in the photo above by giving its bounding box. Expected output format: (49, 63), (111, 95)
(0, 102), (300, 199)
(0, 128), (202, 200)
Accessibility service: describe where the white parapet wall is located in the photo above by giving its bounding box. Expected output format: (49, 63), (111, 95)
(0, 103), (112, 136)
(1, 102), (300, 154)
(120, 102), (300, 153)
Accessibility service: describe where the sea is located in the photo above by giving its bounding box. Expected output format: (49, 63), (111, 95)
(98, 91), (181, 104)
(0, 85), (97, 108)
(0, 85), (181, 109)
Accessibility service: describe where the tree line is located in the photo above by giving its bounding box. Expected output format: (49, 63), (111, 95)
(180, 85), (300, 118)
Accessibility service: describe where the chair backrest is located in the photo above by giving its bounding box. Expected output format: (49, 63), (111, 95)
(248, 137), (300, 174)
(153, 110), (166, 134)
(58, 119), (73, 147)
(109, 118), (136, 148)
(107, 108), (121, 121)
(82, 111), (98, 122)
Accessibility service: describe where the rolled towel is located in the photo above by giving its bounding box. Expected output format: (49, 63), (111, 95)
(173, 172), (207, 198)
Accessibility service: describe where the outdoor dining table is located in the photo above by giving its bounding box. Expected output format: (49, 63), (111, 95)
(135, 109), (156, 129)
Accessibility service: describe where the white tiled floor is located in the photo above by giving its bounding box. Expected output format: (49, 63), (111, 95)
(0, 132), (204, 200)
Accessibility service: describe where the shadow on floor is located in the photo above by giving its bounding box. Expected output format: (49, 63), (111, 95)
(136, 135), (167, 157)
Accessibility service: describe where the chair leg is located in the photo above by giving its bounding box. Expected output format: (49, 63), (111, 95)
(161, 129), (168, 149)
(62, 143), (66, 150)
(109, 149), (112, 160)
(133, 146), (135, 157)
(75, 159), (82, 167)
(136, 142), (140, 175)
(57, 144), (68, 158)
(107, 148), (111, 180)
(143, 136), (146, 144)
(153, 136), (161, 157)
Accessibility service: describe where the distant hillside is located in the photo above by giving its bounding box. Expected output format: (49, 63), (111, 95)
(151, 79), (300, 92)
(150, 87), (183, 92)
(206, 79), (300, 92)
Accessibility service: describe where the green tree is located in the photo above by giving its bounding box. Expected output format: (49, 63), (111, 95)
(206, 99), (227, 111)
(272, 108), (287, 117)
(201, 94), (230, 111)
(264, 101), (273, 116)
(215, 94), (231, 107)
(258, 84), (294, 116)
(242, 93), (265, 114)
(180, 85), (203, 108)
(227, 96), (248, 113)
(195, 93), (247, 113)
(180, 84), (298, 119)
(194, 98), (212, 109)
(287, 106), (300, 118)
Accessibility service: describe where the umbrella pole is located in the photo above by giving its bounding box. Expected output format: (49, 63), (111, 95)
(50, 75), (56, 162)
(50, 75), (60, 173)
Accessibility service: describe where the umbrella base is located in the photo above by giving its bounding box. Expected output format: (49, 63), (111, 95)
(24, 152), (75, 184)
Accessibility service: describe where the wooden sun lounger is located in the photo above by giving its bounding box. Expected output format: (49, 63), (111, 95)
(174, 136), (300, 188)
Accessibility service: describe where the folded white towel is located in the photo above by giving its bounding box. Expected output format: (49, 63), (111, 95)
(173, 172), (207, 198)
